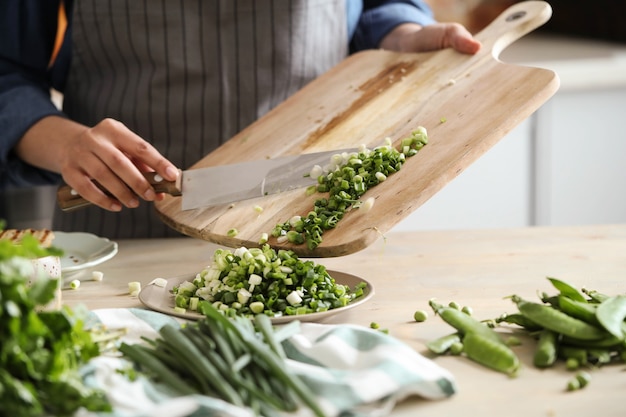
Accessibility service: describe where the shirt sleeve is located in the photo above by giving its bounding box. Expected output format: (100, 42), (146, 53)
(0, 0), (67, 188)
(350, 0), (436, 52)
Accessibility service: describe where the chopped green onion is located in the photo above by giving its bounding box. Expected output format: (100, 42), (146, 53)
(270, 127), (428, 249)
(360, 197), (375, 213)
(150, 277), (168, 287)
(250, 301), (265, 314)
(171, 244), (365, 318)
(128, 281), (141, 296)
(173, 306), (187, 314)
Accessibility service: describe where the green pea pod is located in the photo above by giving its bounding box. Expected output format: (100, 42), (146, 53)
(462, 332), (520, 377)
(429, 299), (502, 343)
(557, 295), (599, 325)
(540, 294), (560, 308)
(426, 332), (461, 355)
(582, 288), (609, 303)
(596, 295), (626, 339)
(587, 348), (612, 365)
(496, 313), (543, 332)
(561, 333), (625, 349)
(547, 277), (587, 303)
(533, 330), (558, 368)
(511, 295), (609, 341)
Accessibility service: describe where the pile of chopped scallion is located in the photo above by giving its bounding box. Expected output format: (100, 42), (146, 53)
(270, 127), (428, 250)
(173, 244), (366, 318)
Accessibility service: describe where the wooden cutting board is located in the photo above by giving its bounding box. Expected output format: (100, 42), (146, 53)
(154, 1), (560, 257)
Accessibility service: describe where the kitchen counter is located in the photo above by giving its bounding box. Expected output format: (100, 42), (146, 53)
(62, 224), (626, 417)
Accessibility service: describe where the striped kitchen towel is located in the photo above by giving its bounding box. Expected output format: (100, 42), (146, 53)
(79, 308), (456, 417)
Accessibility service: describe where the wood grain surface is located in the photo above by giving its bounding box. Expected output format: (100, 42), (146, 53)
(62, 224), (626, 417)
(154, 1), (560, 257)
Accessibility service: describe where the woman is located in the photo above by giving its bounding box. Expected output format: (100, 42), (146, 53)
(0, 0), (480, 238)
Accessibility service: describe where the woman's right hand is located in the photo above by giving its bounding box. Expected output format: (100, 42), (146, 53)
(16, 116), (179, 211)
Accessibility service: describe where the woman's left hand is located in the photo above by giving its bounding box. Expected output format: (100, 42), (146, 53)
(380, 22), (481, 54)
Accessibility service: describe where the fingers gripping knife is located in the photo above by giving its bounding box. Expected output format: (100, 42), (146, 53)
(56, 149), (358, 211)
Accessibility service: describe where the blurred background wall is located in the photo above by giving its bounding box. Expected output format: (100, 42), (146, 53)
(427, 0), (626, 43)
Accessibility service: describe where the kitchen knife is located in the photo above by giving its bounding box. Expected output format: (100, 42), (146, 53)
(57, 148), (358, 211)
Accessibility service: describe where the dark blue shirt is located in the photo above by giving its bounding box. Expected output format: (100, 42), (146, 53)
(0, 0), (434, 188)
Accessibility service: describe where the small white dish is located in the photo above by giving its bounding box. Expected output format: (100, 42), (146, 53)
(139, 270), (374, 324)
(53, 231), (118, 274)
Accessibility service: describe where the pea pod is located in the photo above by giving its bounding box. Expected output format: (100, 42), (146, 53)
(582, 288), (609, 303)
(511, 295), (609, 341)
(547, 277), (587, 303)
(496, 313), (543, 332)
(595, 295), (626, 339)
(561, 333), (625, 349)
(533, 330), (558, 368)
(557, 296), (599, 325)
(540, 294), (560, 308)
(429, 299), (502, 343)
(462, 332), (520, 377)
(587, 349), (613, 365)
(426, 332), (461, 355)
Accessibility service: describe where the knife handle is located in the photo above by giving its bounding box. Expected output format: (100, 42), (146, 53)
(56, 170), (182, 212)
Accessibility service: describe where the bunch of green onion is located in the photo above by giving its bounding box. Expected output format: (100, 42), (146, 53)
(120, 306), (326, 417)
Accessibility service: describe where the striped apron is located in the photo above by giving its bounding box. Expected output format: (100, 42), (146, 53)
(54, 0), (348, 238)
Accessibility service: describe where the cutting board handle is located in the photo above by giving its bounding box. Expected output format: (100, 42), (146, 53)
(474, 1), (552, 59)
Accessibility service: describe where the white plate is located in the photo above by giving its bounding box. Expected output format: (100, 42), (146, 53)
(139, 270), (374, 324)
(53, 231), (118, 273)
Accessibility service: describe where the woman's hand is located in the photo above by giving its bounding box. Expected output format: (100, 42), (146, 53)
(16, 116), (179, 211)
(380, 22), (481, 54)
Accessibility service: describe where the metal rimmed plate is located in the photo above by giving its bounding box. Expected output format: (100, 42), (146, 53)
(138, 270), (374, 324)
(52, 231), (118, 274)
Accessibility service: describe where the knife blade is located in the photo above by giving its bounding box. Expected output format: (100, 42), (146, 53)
(57, 148), (358, 212)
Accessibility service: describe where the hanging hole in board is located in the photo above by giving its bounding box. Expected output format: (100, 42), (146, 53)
(506, 11), (527, 22)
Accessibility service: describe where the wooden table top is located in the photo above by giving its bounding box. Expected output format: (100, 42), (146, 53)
(61, 224), (626, 417)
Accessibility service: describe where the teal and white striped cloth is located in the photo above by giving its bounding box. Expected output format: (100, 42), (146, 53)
(79, 308), (455, 417)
